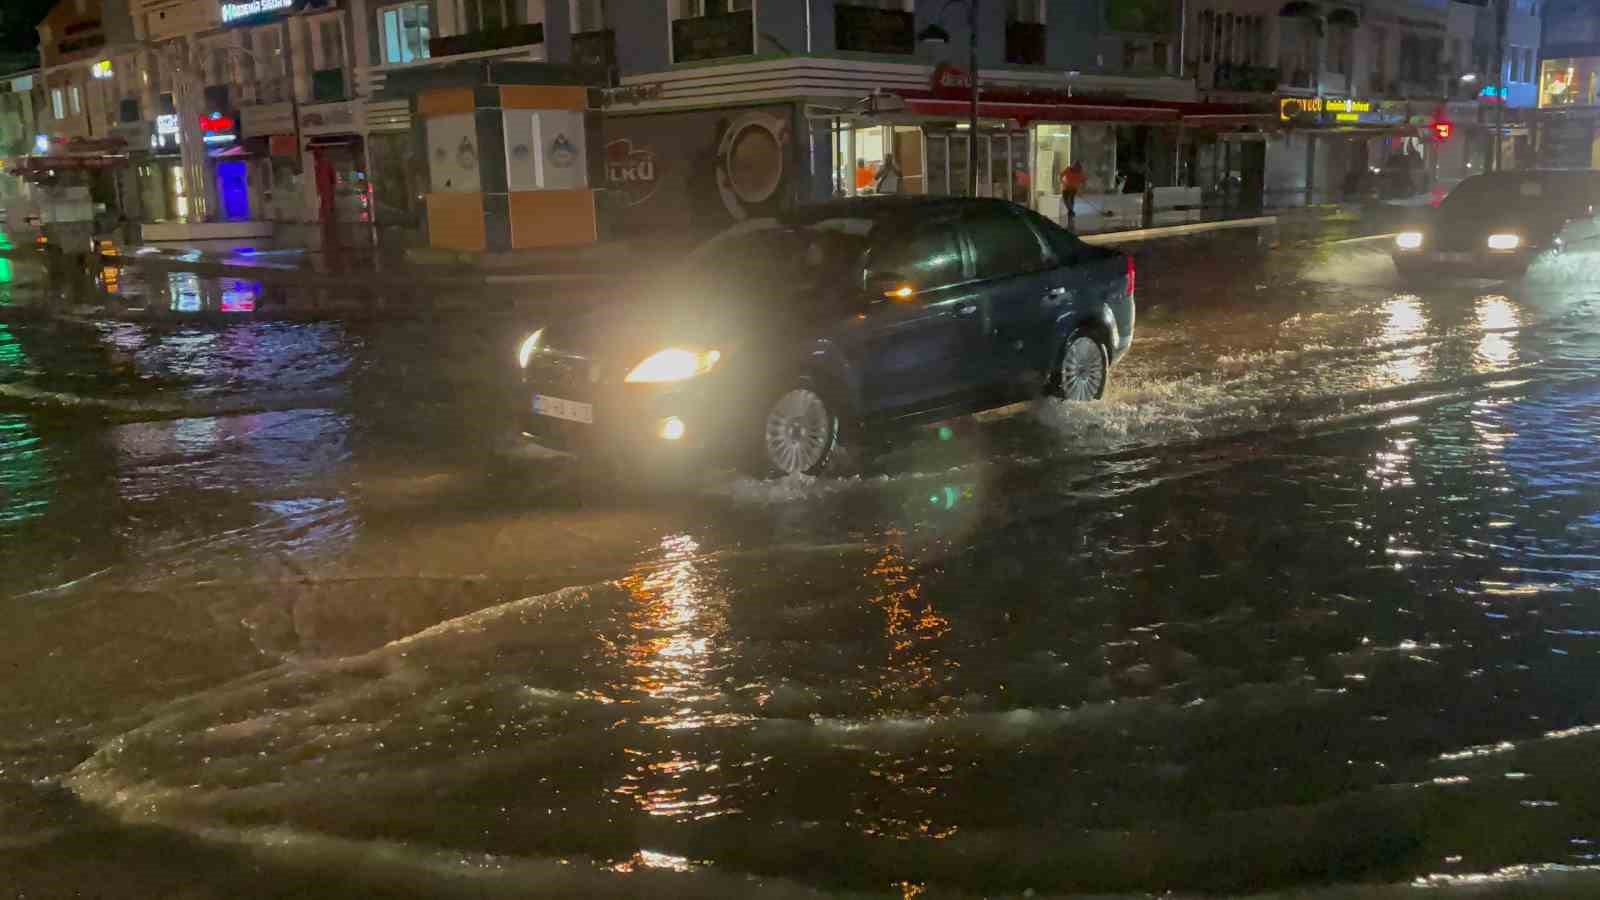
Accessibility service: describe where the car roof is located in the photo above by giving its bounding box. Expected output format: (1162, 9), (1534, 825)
(779, 196), (1018, 228)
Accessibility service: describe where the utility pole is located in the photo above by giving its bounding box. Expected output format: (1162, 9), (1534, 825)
(966, 0), (978, 197)
(917, 0), (981, 196)
(163, 40), (210, 223)
(1492, 0), (1507, 171)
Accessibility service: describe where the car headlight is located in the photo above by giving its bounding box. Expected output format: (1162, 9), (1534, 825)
(624, 348), (722, 383)
(517, 329), (544, 368)
(1487, 233), (1521, 251)
(1395, 231), (1424, 250)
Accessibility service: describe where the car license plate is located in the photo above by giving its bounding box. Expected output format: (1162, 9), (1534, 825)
(532, 394), (593, 424)
(1434, 252), (1474, 263)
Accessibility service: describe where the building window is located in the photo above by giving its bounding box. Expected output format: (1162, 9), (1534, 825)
(380, 2), (431, 64)
(1371, 27), (1387, 88)
(1523, 48), (1534, 83)
(206, 45), (229, 83)
(571, 0), (605, 31)
(51, 87), (64, 119)
(70, 84), (81, 114)
(670, 0), (755, 63)
(1327, 24), (1352, 76)
(672, 0), (752, 16)
(1006, 0), (1043, 24)
(248, 27), (287, 101)
(321, 18), (343, 68)
(459, 0), (532, 32)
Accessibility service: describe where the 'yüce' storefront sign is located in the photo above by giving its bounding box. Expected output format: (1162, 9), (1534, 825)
(220, 0), (292, 24)
(1280, 96), (1374, 122)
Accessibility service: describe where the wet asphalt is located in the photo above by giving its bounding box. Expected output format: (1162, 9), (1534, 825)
(5, 225), (1600, 898)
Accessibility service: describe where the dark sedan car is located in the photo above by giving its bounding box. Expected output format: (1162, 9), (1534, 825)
(1392, 170), (1600, 279)
(517, 197), (1136, 476)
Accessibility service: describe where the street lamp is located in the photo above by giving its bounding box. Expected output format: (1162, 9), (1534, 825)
(918, 0), (979, 196)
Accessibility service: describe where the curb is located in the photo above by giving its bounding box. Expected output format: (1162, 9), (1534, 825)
(1079, 216), (1279, 245)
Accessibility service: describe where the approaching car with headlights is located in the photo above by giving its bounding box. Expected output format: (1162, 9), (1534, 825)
(515, 197), (1136, 477)
(1392, 170), (1600, 279)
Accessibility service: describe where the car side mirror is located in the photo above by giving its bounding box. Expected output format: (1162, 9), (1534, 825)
(865, 272), (915, 302)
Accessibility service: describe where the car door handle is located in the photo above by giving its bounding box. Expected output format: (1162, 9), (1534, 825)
(957, 302), (979, 316)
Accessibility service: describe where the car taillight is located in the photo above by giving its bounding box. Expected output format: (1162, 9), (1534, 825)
(1125, 255), (1136, 300)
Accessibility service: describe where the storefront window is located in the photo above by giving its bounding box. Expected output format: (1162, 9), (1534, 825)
(947, 133), (970, 197)
(833, 123), (923, 196)
(1540, 58), (1600, 108)
(1033, 123), (1071, 214)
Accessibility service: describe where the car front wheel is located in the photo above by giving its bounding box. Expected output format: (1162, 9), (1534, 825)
(759, 385), (838, 476)
(1055, 333), (1109, 401)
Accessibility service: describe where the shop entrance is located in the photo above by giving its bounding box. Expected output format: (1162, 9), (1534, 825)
(833, 123), (926, 196)
(924, 129), (1029, 201)
(310, 139), (373, 249)
(216, 161), (251, 220)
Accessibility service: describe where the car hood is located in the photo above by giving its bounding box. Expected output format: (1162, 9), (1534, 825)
(1417, 206), (1564, 250)
(536, 273), (846, 370)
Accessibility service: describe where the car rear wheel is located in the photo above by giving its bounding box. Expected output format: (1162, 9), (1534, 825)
(1055, 333), (1109, 401)
(760, 386), (838, 476)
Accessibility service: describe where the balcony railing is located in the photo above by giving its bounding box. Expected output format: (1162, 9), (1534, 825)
(312, 68), (345, 102)
(243, 75), (291, 105)
(671, 10), (753, 64)
(1005, 21), (1046, 65)
(835, 4), (914, 55)
(571, 28), (616, 72)
(429, 22), (545, 59)
(1213, 63), (1279, 92)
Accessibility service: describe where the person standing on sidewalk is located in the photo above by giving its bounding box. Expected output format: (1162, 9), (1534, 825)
(875, 154), (902, 194)
(1059, 160), (1086, 228)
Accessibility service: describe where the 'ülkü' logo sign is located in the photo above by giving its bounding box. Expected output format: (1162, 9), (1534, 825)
(605, 138), (658, 207)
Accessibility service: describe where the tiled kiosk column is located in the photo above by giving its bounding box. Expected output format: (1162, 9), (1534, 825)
(417, 79), (597, 253)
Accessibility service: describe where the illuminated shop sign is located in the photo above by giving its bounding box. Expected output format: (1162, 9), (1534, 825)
(1279, 97), (1374, 121)
(220, 0), (293, 25)
(199, 111), (238, 145)
(156, 114), (179, 135)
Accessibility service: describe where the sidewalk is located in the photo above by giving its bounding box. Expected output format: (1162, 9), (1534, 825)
(1, 208), (1350, 309)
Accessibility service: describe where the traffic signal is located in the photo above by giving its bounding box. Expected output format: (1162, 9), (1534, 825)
(1431, 119), (1454, 142)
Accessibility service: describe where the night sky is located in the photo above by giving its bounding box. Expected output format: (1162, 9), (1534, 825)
(2, 0), (57, 57)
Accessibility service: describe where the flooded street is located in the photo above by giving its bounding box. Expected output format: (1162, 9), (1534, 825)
(6, 231), (1600, 897)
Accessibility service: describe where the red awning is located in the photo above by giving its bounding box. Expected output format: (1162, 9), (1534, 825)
(898, 89), (1273, 128)
(1179, 112), (1283, 127)
(903, 95), (1179, 124)
(9, 154), (128, 174)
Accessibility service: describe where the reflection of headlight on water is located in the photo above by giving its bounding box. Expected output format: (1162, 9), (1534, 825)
(516, 329), (543, 368)
(928, 484), (974, 511)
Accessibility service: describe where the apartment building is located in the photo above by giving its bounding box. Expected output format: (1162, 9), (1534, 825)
(356, 0), (1225, 243)
(1186, 0), (1542, 205)
(1538, 0), (1600, 167)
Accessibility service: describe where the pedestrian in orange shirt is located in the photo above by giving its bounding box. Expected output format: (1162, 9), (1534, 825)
(1059, 160), (1086, 227)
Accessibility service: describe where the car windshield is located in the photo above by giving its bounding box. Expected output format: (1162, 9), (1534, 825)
(679, 221), (871, 291)
(1440, 175), (1595, 219)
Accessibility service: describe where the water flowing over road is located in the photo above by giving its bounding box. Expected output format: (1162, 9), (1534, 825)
(5, 230), (1600, 897)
